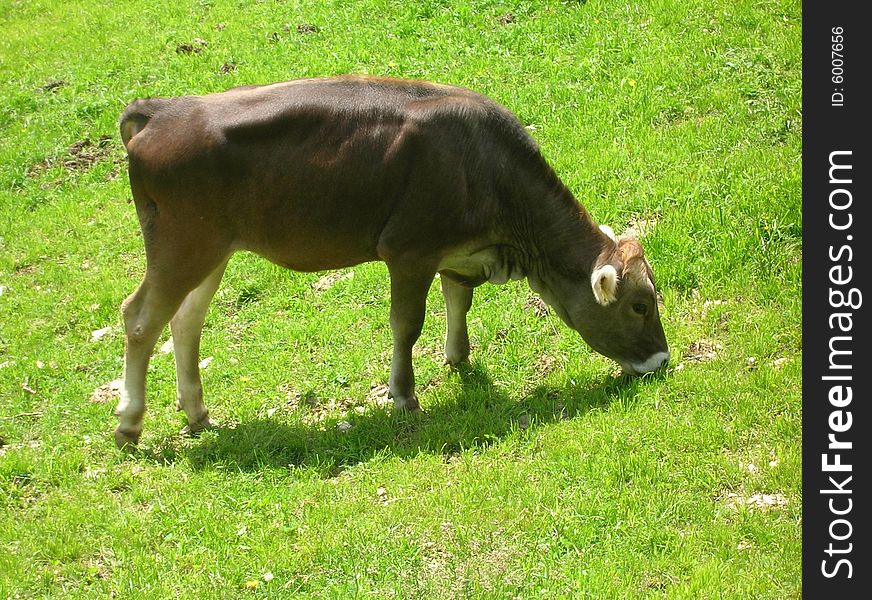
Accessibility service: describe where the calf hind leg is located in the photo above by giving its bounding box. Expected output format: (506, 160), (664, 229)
(116, 280), (190, 448)
(170, 258), (229, 435)
(115, 249), (230, 449)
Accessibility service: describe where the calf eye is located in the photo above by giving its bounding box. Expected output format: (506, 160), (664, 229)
(632, 303), (648, 316)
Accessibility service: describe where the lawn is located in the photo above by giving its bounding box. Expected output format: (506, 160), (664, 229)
(0, 0), (801, 597)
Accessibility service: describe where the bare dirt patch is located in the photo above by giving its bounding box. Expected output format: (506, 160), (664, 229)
(38, 79), (66, 93)
(274, 380), (399, 425)
(27, 135), (115, 177)
(496, 12), (516, 24)
(524, 295), (549, 318)
(533, 353), (556, 376)
(176, 38), (207, 54)
(13, 263), (38, 276)
(295, 23), (319, 34)
(724, 491), (788, 511)
(366, 383), (392, 408)
(90, 380), (122, 404)
(65, 137), (114, 170)
(623, 214), (659, 238)
(684, 339), (722, 363)
(312, 270), (354, 292)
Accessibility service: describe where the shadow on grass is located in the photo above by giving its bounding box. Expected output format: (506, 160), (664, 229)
(146, 363), (666, 476)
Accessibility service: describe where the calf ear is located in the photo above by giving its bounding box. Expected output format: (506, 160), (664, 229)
(599, 224), (617, 243)
(591, 264), (619, 305)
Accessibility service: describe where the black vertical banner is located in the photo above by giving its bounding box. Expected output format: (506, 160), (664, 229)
(803, 1), (870, 596)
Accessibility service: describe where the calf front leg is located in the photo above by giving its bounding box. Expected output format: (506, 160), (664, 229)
(440, 274), (474, 365)
(387, 263), (436, 413)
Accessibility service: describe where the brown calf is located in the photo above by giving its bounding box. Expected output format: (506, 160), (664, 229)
(115, 76), (668, 448)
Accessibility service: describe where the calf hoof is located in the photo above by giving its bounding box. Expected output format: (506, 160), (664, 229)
(392, 395), (422, 415)
(182, 414), (217, 437)
(444, 354), (469, 368)
(114, 427), (141, 450)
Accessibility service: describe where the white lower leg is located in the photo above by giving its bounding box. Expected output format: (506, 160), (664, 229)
(173, 347), (213, 433)
(115, 329), (161, 447)
(115, 280), (187, 448)
(115, 362), (146, 442)
(170, 260), (226, 432)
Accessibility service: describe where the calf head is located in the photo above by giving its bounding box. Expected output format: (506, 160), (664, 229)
(542, 225), (669, 375)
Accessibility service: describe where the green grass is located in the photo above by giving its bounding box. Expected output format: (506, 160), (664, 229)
(0, 0), (800, 597)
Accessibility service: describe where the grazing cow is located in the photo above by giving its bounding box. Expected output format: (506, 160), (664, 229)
(114, 75), (668, 448)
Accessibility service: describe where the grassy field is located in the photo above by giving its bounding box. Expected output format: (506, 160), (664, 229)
(0, 0), (801, 597)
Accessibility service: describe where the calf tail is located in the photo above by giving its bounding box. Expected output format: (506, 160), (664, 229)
(119, 98), (166, 149)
